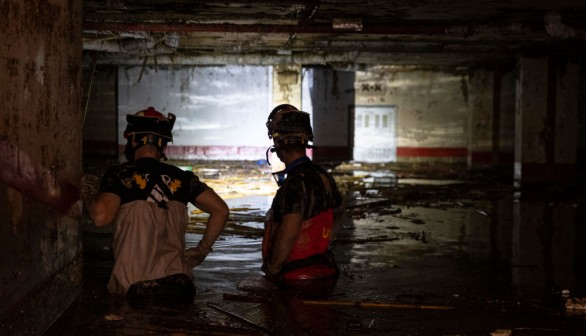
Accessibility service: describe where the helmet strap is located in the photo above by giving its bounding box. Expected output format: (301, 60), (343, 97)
(265, 145), (277, 166)
(125, 134), (168, 161)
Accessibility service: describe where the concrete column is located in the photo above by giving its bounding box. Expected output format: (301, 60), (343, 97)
(515, 55), (579, 185)
(554, 61), (580, 168)
(0, 0), (83, 334)
(467, 68), (494, 168)
(468, 66), (516, 170)
(273, 64), (301, 107)
(269, 64), (302, 168)
(302, 67), (354, 161)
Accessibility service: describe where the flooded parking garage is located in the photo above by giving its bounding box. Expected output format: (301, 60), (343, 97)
(45, 161), (586, 335)
(4, 1), (586, 334)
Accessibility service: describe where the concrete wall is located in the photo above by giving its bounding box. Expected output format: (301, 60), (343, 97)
(355, 66), (470, 162)
(0, 1), (83, 335)
(85, 64), (355, 163)
(84, 63), (521, 166)
(355, 65), (515, 164)
(118, 65), (272, 161)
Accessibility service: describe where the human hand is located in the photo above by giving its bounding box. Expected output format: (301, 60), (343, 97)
(184, 243), (212, 268)
(81, 174), (101, 210)
(261, 262), (283, 283)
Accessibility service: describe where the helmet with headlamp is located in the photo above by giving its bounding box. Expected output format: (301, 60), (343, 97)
(123, 107), (175, 161)
(266, 104), (313, 148)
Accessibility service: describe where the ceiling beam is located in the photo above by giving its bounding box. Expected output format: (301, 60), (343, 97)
(83, 22), (547, 39)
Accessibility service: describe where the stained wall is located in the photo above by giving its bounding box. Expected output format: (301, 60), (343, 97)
(0, 1), (83, 334)
(84, 63), (520, 165)
(355, 65), (515, 163)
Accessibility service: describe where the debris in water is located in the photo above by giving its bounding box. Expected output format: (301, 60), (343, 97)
(206, 302), (272, 335)
(565, 297), (586, 310)
(302, 300), (455, 310)
(490, 329), (512, 336)
(104, 314), (123, 321)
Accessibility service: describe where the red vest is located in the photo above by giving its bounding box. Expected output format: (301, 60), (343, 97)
(263, 209), (337, 282)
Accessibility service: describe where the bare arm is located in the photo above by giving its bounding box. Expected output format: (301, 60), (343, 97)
(184, 188), (229, 267)
(264, 213), (302, 276)
(89, 192), (121, 227)
(193, 188), (229, 250)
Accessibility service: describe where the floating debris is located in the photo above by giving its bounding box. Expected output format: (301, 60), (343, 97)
(346, 197), (391, 209)
(565, 297), (586, 310)
(207, 302), (272, 335)
(334, 235), (397, 245)
(104, 314), (123, 321)
(302, 299), (455, 310)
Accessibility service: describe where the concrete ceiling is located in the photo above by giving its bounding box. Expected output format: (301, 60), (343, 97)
(83, 0), (586, 67)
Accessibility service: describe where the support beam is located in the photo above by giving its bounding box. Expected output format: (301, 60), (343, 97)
(514, 55), (579, 186)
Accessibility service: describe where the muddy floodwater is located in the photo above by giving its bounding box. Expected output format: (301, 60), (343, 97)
(47, 162), (586, 335)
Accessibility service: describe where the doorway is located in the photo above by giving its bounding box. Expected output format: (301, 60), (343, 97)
(353, 105), (397, 162)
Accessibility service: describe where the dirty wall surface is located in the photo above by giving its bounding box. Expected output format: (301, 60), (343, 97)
(84, 64), (505, 163)
(0, 0), (83, 335)
(47, 161), (586, 335)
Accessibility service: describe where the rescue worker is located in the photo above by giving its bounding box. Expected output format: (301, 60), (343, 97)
(262, 104), (342, 295)
(85, 107), (229, 302)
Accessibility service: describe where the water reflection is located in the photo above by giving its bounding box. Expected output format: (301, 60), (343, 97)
(48, 167), (586, 335)
(511, 194), (584, 298)
(206, 177), (586, 306)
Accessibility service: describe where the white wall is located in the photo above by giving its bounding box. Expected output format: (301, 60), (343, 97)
(355, 66), (471, 162)
(118, 65), (272, 160)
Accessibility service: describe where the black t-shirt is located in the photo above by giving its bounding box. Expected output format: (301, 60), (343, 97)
(99, 157), (209, 207)
(271, 159), (341, 223)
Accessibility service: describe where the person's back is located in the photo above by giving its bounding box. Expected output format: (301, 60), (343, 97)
(100, 157), (209, 297)
(84, 107), (229, 302)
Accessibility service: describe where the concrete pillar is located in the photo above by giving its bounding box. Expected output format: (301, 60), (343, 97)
(554, 61), (580, 169)
(515, 55), (579, 186)
(268, 64), (302, 169)
(467, 69), (494, 168)
(302, 67), (354, 161)
(468, 66), (516, 170)
(0, 1), (83, 334)
(273, 64), (301, 107)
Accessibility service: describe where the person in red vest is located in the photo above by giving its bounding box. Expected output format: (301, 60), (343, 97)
(262, 104), (342, 295)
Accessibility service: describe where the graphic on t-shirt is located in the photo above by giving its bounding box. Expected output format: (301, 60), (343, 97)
(132, 172), (182, 207)
(133, 173), (147, 189)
